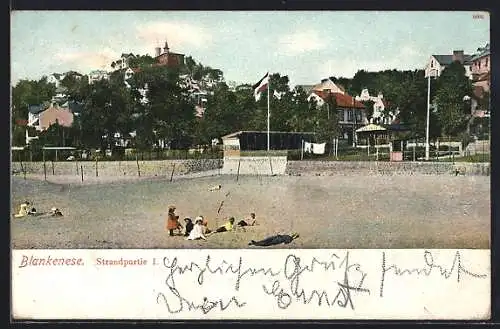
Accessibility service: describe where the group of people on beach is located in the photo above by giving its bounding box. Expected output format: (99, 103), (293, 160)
(164, 205), (299, 246)
(14, 201), (63, 218)
(165, 205), (258, 241)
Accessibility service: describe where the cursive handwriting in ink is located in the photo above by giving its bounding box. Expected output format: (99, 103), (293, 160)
(263, 252), (370, 309)
(162, 255), (281, 292)
(379, 250), (488, 297)
(156, 287), (246, 314)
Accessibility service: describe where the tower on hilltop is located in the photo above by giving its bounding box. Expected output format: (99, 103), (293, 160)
(163, 39), (169, 55)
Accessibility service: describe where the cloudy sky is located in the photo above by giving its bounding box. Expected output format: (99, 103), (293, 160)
(11, 11), (489, 87)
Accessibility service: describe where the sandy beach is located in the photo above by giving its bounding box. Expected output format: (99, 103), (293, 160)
(11, 173), (490, 249)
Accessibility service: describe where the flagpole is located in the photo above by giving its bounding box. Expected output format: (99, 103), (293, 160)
(267, 73), (270, 152)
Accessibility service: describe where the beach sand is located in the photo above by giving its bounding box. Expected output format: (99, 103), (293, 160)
(11, 173), (490, 249)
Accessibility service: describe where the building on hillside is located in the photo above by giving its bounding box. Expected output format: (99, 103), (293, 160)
(38, 105), (74, 131)
(52, 86), (68, 104)
(61, 100), (84, 115)
(119, 53), (135, 70)
(424, 50), (473, 78)
(64, 71), (85, 81)
(192, 91), (208, 118)
(312, 78), (346, 94)
(47, 73), (65, 88)
(307, 79), (367, 146)
(296, 85), (314, 95)
(27, 104), (46, 130)
(471, 43), (490, 93)
(153, 40), (185, 68)
(355, 88), (397, 124)
(88, 70), (110, 84)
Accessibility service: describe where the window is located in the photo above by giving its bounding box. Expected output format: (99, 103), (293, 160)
(430, 60), (434, 68)
(337, 110), (344, 121)
(485, 58), (489, 67)
(347, 110), (353, 122)
(356, 110), (362, 122)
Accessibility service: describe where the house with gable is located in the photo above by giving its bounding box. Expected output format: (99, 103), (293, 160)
(153, 40), (185, 68)
(355, 88), (397, 124)
(467, 43), (491, 120)
(47, 73), (65, 88)
(305, 78), (367, 145)
(88, 70), (110, 84)
(25, 103), (74, 134)
(424, 50), (473, 78)
(471, 43), (490, 93)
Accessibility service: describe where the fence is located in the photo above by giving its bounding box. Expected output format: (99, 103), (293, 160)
(285, 137), (479, 162)
(11, 147), (224, 163)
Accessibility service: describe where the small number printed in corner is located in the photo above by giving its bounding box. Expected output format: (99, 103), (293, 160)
(472, 13), (486, 20)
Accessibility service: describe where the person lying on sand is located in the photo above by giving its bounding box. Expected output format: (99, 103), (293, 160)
(184, 218), (194, 236)
(14, 201), (30, 218)
(237, 213), (257, 227)
(208, 184), (222, 191)
(209, 217), (235, 234)
(248, 232), (299, 247)
(186, 218), (207, 240)
(166, 205), (182, 236)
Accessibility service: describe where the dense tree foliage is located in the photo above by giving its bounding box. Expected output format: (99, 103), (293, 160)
(12, 55), (478, 151)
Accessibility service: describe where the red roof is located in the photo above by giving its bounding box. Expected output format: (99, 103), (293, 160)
(312, 91), (365, 109)
(131, 68), (141, 73)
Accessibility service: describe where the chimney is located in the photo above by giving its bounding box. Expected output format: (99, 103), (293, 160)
(155, 47), (161, 57)
(452, 50), (464, 64)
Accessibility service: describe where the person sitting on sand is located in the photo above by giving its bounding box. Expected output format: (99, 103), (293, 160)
(210, 217), (235, 234)
(237, 213), (257, 227)
(184, 218), (194, 236)
(14, 201), (30, 218)
(51, 207), (63, 217)
(248, 232), (299, 247)
(166, 205), (182, 236)
(198, 215), (211, 234)
(186, 218), (207, 240)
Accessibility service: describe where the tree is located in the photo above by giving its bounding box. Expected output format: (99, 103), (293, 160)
(130, 66), (196, 149)
(60, 72), (89, 102)
(313, 93), (339, 145)
(434, 62), (473, 137)
(11, 77), (56, 146)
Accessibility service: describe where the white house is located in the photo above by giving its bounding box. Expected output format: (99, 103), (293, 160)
(355, 88), (397, 124)
(311, 78), (346, 94)
(88, 70), (109, 84)
(425, 50), (473, 79)
(47, 73), (65, 88)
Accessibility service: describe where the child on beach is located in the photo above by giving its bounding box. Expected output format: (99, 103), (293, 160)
(237, 213), (257, 227)
(184, 218), (194, 236)
(210, 217), (235, 234)
(198, 215), (211, 234)
(186, 218), (207, 240)
(14, 201), (30, 218)
(165, 205), (182, 236)
(51, 207), (63, 217)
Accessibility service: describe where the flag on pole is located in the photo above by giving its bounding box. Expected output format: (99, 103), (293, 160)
(252, 72), (269, 101)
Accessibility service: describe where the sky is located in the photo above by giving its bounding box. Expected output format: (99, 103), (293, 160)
(11, 11), (490, 87)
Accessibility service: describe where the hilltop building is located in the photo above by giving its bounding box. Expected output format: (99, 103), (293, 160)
(424, 50), (473, 78)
